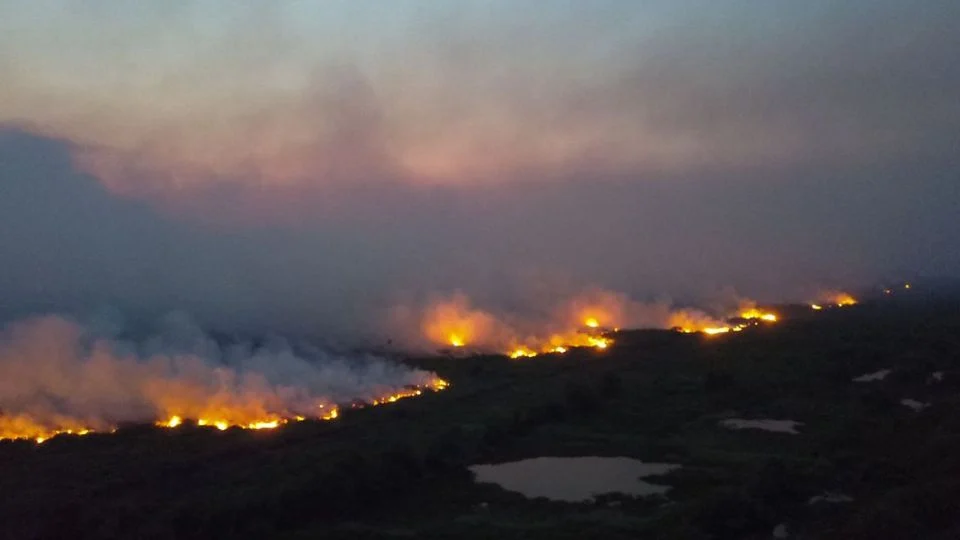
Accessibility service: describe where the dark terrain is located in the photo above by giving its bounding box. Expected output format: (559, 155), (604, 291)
(2, 295), (959, 539)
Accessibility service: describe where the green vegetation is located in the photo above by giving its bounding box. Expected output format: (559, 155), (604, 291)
(3, 299), (960, 539)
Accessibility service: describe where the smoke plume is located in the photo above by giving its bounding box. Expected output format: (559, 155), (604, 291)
(0, 312), (444, 442)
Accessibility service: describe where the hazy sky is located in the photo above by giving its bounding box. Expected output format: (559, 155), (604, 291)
(1, 1), (958, 340)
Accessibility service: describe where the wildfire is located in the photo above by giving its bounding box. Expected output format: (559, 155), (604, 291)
(739, 307), (778, 322)
(421, 292), (498, 352)
(0, 414), (99, 445)
(584, 317), (600, 329)
(506, 329), (614, 359)
(3, 378), (449, 444)
(509, 346), (538, 359)
(671, 301), (781, 337)
(33, 428), (93, 444)
(703, 327), (732, 335)
(587, 336), (610, 349)
(834, 294), (857, 307)
(812, 292), (857, 309)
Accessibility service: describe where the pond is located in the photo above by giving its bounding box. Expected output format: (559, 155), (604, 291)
(721, 418), (803, 434)
(469, 456), (679, 502)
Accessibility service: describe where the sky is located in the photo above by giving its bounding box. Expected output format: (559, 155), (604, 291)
(1, 1), (958, 342)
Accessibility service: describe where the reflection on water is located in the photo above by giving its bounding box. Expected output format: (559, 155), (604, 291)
(469, 456), (679, 502)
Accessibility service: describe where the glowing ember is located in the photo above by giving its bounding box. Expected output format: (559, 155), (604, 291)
(811, 304), (823, 310)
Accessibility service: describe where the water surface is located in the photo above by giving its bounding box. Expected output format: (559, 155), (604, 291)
(470, 456), (679, 502)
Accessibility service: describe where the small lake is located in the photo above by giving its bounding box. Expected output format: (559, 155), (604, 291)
(469, 456), (679, 502)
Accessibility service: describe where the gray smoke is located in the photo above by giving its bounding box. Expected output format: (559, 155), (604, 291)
(0, 311), (441, 438)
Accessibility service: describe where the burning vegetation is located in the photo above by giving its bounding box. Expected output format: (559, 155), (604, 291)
(417, 291), (622, 359)
(415, 287), (863, 351)
(669, 302), (780, 337)
(2, 287), (865, 444)
(416, 289), (790, 354)
(810, 291), (858, 310)
(0, 315), (448, 444)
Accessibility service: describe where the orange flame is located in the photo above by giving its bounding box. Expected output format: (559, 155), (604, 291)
(739, 307), (778, 322)
(421, 293), (500, 350)
(4, 379), (449, 444)
(814, 292), (857, 308)
(834, 293), (857, 306)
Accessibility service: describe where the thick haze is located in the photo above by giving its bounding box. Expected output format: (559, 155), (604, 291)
(1, 1), (958, 341)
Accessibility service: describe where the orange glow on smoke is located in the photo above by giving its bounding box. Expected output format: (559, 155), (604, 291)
(813, 292), (857, 309)
(0, 414), (97, 445)
(703, 327), (731, 336)
(3, 378), (449, 444)
(833, 293), (857, 306)
(421, 293), (499, 350)
(670, 301), (781, 337)
(506, 331), (613, 359)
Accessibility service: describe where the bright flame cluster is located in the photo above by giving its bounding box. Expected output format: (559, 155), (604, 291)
(505, 316), (614, 359)
(739, 308), (778, 322)
(152, 379), (448, 434)
(157, 407), (338, 433)
(1, 378), (449, 444)
(674, 305), (780, 337)
(0, 414), (100, 444)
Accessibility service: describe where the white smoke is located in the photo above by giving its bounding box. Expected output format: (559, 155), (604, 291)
(0, 312), (441, 439)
